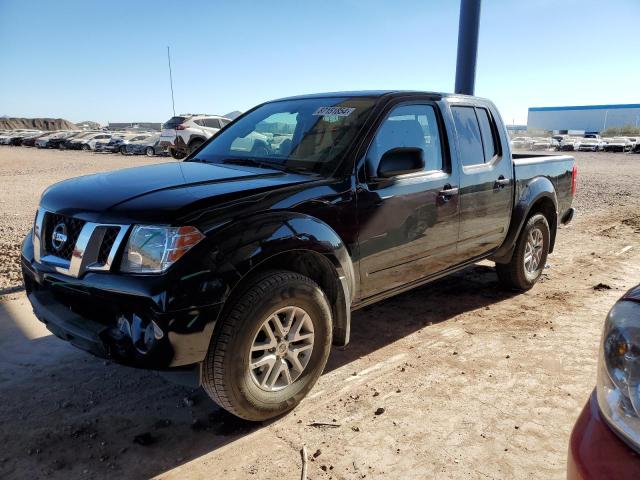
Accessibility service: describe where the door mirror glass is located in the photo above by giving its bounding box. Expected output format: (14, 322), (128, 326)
(377, 147), (424, 178)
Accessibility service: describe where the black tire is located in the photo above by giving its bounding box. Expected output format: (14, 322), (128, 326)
(145, 146), (155, 157)
(169, 148), (185, 160)
(189, 139), (204, 154)
(82, 144), (90, 151)
(119, 146), (126, 155)
(202, 270), (332, 421)
(496, 213), (550, 291)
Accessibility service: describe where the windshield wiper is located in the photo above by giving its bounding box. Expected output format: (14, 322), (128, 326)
(221, 158), (287, 171)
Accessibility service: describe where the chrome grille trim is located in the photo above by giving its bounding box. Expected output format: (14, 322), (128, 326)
(33, 207), (129, 278)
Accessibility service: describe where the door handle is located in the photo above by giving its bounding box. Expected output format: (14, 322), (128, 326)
(494, 176), (511, 189)
(439, 184), (459, 200)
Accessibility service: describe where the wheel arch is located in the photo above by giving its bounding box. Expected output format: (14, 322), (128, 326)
(208, 212), (356, 348)
(492, 176), (558, 264)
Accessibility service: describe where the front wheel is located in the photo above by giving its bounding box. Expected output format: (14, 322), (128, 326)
(496, 213), (550, 291)
(145, 146), (155, 157)
(202, 270), (332, 421)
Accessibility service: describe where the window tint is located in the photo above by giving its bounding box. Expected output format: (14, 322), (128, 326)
(451, 106), (484, 166)
(203, 118), (221, 128)
(194, 119), (207, 127)
(476, 107), (498, 160)
(367, 104), (443, 174)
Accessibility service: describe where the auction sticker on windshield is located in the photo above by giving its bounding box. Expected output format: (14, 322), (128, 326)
(312, 107), (355, 117)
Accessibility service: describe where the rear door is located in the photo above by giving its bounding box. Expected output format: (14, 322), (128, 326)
(450, 103), (513, 260)
(357, 101), (460, 299)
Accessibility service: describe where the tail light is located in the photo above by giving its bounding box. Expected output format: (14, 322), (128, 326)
(175, 124), (186, 131)
(571, 164), (578, 195)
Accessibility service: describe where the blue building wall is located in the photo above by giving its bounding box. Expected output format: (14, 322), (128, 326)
(527, 104), (640, 132)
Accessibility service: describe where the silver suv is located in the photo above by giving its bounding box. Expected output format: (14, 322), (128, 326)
(160, 114), (231, 159)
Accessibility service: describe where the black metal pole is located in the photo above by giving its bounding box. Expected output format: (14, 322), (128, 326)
(454, 0), (482, 95)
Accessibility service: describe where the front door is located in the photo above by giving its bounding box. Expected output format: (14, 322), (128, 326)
(357, 102), (460, 299)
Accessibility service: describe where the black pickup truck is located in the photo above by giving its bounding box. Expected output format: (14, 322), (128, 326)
(21, 91), (576, 420)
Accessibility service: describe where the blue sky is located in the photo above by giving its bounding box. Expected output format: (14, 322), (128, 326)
(1, 0), (638, 125)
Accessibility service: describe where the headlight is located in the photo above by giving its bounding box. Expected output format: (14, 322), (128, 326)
(120, 225), (204, 273)
(597, 300), (640, 448)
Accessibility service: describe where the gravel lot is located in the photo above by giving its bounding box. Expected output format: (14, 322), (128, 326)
(0, 147), (639, 479)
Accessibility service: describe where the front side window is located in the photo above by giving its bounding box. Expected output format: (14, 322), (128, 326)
(367, 104), (444, 174)
(193, 97), (376, 175)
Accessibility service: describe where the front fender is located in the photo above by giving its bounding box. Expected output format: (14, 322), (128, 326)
(199, 211), (356, 347)
(492, 176), (558, 263)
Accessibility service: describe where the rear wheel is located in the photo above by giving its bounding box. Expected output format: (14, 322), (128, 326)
(202, 270), (332, 421)
(496, 213), (550, 291)
(169, 148), (185, 160)
(145, 146), (155, 157)
(82, 144), (90, 151)
(189, 139), (204, 154)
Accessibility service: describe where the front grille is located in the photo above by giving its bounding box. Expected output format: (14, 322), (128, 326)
(43, 213), (85, 260)
(97, 227), (121, 265)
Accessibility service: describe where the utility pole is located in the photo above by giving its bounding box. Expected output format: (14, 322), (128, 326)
(454, 0), (482, 95)
(167, 46), (176, 117)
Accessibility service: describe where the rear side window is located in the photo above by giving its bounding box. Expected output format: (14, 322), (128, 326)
(203, 118), (221, 128)
(451, 106), (484, 166)
(163, 116), (187, 129)
(476, 107), (498, 160)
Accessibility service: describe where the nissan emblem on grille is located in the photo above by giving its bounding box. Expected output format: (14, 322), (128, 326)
(51, 222), (68, 252)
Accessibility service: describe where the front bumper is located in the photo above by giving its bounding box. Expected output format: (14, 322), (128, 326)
(21, 234), (222, 371)
(568, 391), (640, 479)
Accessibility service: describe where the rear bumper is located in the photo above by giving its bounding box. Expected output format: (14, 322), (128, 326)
(568, 391), (640, 479)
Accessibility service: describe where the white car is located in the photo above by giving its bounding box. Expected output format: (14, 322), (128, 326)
(84, 133), (118, 151)
(604, 137), (633, 153)
(577, 138), (604, 152)
(530, 137), (558, 151)
(509, 136), (534, 150)
(560, 137), (583, 151)
(160, 114), (232, 159)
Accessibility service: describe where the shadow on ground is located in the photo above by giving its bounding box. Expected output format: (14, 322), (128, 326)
(0, 264), (515, 479)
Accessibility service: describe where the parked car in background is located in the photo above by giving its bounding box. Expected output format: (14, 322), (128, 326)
(15, 131), (49, 147)
(47, 131), (82, 149)
(604, 137), (633, 152)
(97, 133), (153, 153)
(83, 133), (115, 151)
(584, 133), (602, 141)
(61, 131), (101, 149)
(510, 136), (534, 150)
(121, 134), (166, 156)
(160, 114), (231, 159)
(577, 138), (604, 152)
(568, 284), (640, 479)
(530, 137), (558, 151)
(560, 137), (582, 151)
(7, 130), (42, 146)
(34, 131), (69, 148)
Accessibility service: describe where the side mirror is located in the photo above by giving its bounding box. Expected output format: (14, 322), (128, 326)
(376, 147), (425, 178)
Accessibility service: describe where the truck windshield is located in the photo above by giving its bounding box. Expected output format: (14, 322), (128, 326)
(190, 97), (376, 175)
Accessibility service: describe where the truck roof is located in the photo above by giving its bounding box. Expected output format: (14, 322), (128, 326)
(272, 90), (480, 102)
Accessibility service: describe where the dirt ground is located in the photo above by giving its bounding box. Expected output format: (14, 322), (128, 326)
(0, 147), (639, 479)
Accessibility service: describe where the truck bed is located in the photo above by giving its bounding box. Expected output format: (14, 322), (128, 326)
(512, 152), (575, 219)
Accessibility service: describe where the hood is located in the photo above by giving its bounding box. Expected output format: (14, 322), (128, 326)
(39, 161), (312, 223)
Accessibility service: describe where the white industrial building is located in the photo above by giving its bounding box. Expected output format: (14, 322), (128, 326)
(527, 104), (640, 133)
